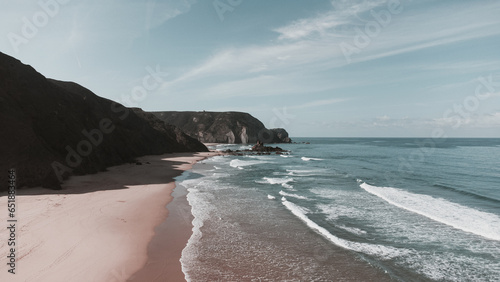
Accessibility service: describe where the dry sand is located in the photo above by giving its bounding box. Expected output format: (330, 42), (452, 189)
(0, 152), (219, 282)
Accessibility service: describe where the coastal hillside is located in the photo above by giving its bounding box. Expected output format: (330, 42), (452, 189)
(152, 111), (292, 144)
(0, 52), (207, 191)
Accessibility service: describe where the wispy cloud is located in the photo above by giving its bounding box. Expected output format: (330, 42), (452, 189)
(274, 0), (387, 40)
(273, 12), (344, 41)
(3, 0), (497, 137)
(164, 73), (345, 100)
(160, 41), (344, 91)
(432, 112), (500, 128)
(352, 21), (500, 64)
(144, 0), (197, 31)
(161, 0), (500, 97)
(425, 73), (500, 95)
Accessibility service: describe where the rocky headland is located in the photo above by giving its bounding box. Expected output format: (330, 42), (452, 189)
(152, 111), (292, 144)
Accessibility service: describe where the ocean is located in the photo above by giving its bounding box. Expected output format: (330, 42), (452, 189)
(178, 138), (500, 281)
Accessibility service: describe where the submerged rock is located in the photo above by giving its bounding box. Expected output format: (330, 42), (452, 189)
(251, 140), (285, 153)
(222, 140), (288, 156)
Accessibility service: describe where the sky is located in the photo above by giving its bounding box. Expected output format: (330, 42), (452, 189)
(1, 0), (500, 137)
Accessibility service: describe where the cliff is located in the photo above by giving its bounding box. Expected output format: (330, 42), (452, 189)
(152, 111), (292, 144)
(0, 52), (207, 191)
(269, 128), (292, 143)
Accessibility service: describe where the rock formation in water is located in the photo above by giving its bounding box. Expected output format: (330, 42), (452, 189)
(152, 111), (292, 144)
(251, 140), (286, 153)
(0, 52), (207, 191)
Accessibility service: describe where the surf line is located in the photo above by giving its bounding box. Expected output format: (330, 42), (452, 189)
(360, 182), (500, 241)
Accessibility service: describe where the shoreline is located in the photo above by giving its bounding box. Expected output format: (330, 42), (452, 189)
(170, 149), (393, 281)
(0, 152), (219, 282)
(127, 152), (220, 281)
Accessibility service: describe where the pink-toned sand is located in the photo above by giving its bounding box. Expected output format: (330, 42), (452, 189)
(0, 152), (219, 282)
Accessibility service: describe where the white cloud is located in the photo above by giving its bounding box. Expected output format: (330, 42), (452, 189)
(273, 12), (345, 41)
(352, 22), (500, 64)
(432, 112), (500, 128)
(377, 115), (391, 121)
(160, 41), (345, 90)
(478, 112), (500, 127)
(144, 0), (195, 30)
(273, 0), (390, 41)
(160, 0), (500, 96)
(165, 73), (344, 100)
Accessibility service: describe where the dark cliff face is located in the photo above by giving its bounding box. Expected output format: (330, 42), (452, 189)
(152, 111), (292, 144)
(130, 108), (208, 152)
(0, 52), (207, 191)
(269, 128), (291, 143)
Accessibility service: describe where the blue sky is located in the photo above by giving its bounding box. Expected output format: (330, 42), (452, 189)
(2, 0), (500, 137)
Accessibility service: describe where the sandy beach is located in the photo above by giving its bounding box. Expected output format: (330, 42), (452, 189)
(0, 152), (218, 282)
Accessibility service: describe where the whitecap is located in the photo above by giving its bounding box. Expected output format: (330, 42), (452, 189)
(255, 177), (295, 190)
(360, 182), (500, 241)
(301, 157), (323, 161)
(229, 159), (267, 169)
(279, 190), (309, 200)
(287, 169), (328, 177)
(282, 199), (409, 260)
(336, 225), (367, 236)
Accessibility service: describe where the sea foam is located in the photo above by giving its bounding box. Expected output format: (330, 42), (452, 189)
(256, 177), (294, 189)
(229, 159), (268, 168)
(287, 169), (327, 176)
(279, 190), (309, 200)
(360, 182), (500, 241)
(282, 198), (408, 259)
(301, 157), (323, 161)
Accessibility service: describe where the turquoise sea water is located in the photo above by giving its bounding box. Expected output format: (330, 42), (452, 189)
(179, 138), (500, 281)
